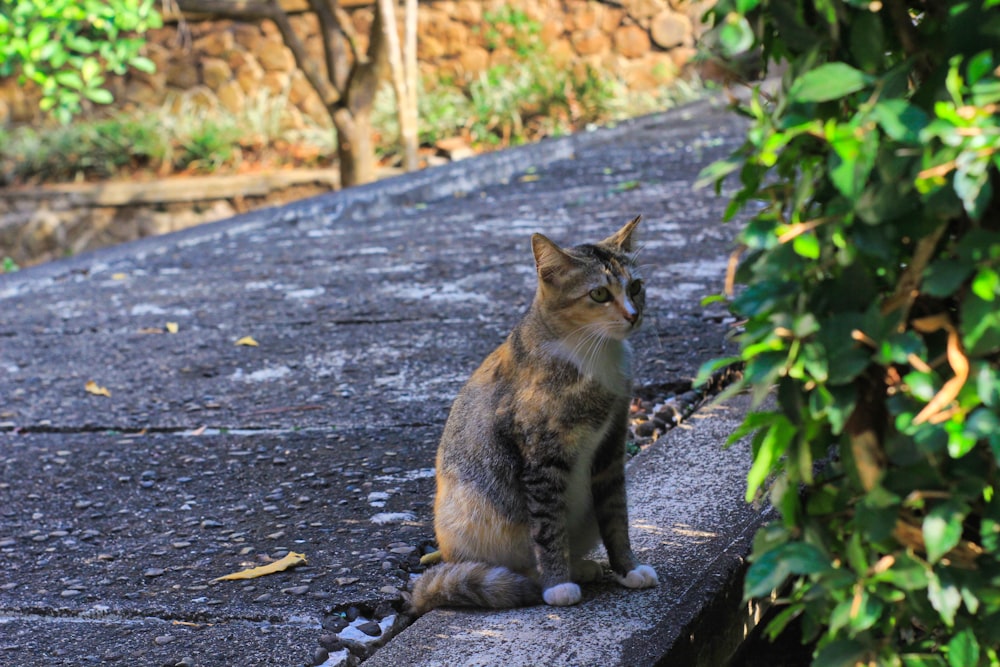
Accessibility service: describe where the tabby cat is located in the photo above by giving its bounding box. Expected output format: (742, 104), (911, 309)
(410, 216), (658, 615)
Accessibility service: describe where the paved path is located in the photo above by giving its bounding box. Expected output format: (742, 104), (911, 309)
(0, 98), (757, 666)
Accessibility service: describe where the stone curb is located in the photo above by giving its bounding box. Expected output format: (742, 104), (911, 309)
(364, 392), (772, 667)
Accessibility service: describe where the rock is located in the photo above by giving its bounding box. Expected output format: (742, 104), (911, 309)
(143, 568), (165, 577)
(356, 621), (381, 637)
(153, 635), (176, 645)
(257, 41), (295, 72)
(200, 57), (233, 91)
(194, 30), (234, 57)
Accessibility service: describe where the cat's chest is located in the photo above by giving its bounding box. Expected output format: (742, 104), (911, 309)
(543, 338), (633, 395)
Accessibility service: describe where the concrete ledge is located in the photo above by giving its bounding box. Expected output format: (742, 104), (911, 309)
(365, 393), (773, 667)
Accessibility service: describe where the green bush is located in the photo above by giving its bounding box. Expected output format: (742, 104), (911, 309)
(700, 1), (1000, 664)
(0, 0), (161, 123)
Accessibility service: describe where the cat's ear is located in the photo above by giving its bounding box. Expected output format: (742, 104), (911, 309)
(601, 215), (641, 252)
(532, 233), (577, 284)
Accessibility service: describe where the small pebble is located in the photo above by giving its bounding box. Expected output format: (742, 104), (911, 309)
(312, 647), (329, 666)
(143, 568), (165, 577)
(200, 519), (224, 529)
(282, 585), (310, 595)
(60, 589), (82, 597)
(356, 621), (382, 637)
(153, 635), (175, 645)
(253, 593), (272, 603)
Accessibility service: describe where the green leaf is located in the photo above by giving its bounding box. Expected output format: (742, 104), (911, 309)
(745, 541), (832, 598)
(718, 13), (755, 57)
(813, 639), (868, 667)
(928, 570), (962, 626)
(971, 267), (999, 302)
(961, 292), (1000, 356)
(923, 501), (968, 563)
(129, 55), (156, 74)
(789, 63), (873, 103)
(53, 70), (83, 90)
(696, 156), (742, 190)
(873, 99), (929, 143)
(923, 259), (973, 297)
(946, 628), (981, 667)
(902, 655), (948, 667)
(746, 416), (795, 502)
(793, 232), (820, 259)
(82, 87), (113, 104)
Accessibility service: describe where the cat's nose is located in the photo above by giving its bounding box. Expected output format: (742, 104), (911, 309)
(623, 303), (639, 324)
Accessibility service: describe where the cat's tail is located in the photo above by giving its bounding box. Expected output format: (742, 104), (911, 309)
(409, 561), (541, 616)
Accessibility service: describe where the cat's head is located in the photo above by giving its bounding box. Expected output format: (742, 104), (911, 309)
(530, 215), (645, 342)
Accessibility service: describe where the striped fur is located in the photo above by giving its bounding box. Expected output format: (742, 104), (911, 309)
(410, 217), (658, 615)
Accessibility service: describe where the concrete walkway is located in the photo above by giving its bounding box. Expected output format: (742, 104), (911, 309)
(0, 98), (764, 666)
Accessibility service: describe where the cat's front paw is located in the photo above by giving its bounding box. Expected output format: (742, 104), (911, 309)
(542, 582), (582, 606)
(614, 564), (658, 589)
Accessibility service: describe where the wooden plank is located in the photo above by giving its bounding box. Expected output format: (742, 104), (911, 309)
(2, 169), (340, 207)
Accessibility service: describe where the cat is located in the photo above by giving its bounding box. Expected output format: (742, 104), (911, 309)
(410, 215), (658, 615)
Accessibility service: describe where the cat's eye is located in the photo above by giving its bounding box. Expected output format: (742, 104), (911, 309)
(628, 279), (644, 297)
(589, 286), (612, 303)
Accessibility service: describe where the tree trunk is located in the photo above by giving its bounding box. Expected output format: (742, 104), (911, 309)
(333, 108), (376, 187)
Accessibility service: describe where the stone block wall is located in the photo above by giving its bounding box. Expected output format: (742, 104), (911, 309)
(0, 0), (712, 130)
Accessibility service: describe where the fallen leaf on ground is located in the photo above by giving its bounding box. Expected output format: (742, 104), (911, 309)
(112, 273), (128, 280)
(235, 336), (259, 347)
(419, 550), (442, 566)
(85, 381), (111, 397)
(215, 552), (307, 581)
(189, 425), (207, 436)
(166, 322), (179, 334)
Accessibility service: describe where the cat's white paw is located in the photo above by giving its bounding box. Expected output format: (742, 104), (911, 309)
(543, 582), (582, 606)
(571, 559), (604, 583)
(614, 564), (659, 589)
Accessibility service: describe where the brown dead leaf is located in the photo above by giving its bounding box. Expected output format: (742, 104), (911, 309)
(911, 314), (970, 425)
(85, 381), (111, 397)
(235, 336), (259, 347)
(216, 552), (307, 581)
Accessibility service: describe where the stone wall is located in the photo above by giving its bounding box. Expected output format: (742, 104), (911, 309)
(0, 0), (711, 129)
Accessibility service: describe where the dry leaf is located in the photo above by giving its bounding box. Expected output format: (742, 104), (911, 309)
(911, 314), (970, 425)
(85, 381), (111, 397)
(215, 552), (307, 581)
(166, 322), (179, 334)
(419, 550), (442, 566)
(235, 336), (259, 347)
(518, 174), (540, 182)
(189, 425), (207, 436)
(112, 273), (128, 280)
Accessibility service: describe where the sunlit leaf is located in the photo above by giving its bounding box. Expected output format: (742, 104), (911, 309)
(923, 501), (968, 563)
(165, 322), (179, 334)
(84, 380), (111, 397)
(789, 63), (873, 102)
(215, 552), (307, 581)
(235, 336), (259, 347)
